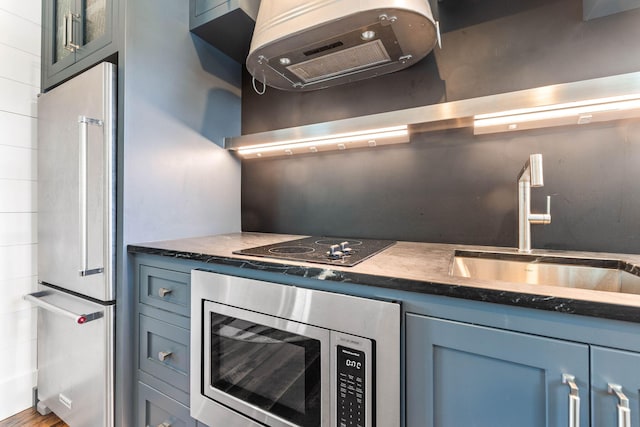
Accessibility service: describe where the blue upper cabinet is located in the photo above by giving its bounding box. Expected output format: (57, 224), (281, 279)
(189, 0), (258, 63)
(406, 314), (590, 427)
(42, 0), (119, 90)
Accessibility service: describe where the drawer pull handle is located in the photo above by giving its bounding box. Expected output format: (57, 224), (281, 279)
(158, 287), (172, 297)
(158, 423), (171, 427)
(608, 383), (631, 427)
(562, 374), (580, 427)
(158, 351), (172, 362)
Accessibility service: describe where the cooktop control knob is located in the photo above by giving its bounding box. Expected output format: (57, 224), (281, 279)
(327, 245), (342, 258)
(340, 241), (353, 255)
(327, 244), (343, 259)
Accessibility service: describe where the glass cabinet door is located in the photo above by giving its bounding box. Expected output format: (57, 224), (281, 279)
(82, 0), (108, 49)
(44, 0), (113, 77)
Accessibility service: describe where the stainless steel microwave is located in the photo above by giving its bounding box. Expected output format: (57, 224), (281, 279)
(190, 270), (400, 427)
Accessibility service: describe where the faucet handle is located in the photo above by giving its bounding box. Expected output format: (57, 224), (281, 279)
(546, 195), (551, 216)
(530, 195), (552, 225)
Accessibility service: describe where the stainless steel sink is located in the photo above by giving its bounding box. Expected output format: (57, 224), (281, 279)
(450, 250), (640, 294)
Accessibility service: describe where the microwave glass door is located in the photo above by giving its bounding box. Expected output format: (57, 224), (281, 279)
(204, 301), (330, 427)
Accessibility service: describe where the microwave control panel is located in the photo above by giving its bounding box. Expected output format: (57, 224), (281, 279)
(337, 345), (366, 427)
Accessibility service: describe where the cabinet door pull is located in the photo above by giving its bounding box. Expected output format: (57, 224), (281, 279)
(157, 423), (171, 427)
(158, 287), (172, 297)
(562, 374), (580, 427)
(63, 13), (70, 50)
(158, 351), (172, 362)
(64, 12), (80, 51)
(608, 383), (631, 427)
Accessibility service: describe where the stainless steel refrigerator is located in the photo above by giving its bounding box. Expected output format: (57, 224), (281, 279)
(24, 62), (116, 427)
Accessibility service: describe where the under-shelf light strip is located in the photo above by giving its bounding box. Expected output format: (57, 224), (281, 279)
(474, 94), (640, 130)
(237, 125), (409, 157)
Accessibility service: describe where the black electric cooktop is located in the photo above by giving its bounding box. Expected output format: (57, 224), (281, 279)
(233, 236), (396, 267)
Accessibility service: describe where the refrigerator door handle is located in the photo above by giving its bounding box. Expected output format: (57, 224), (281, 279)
(78, 115), (105, 277)
(24, 291), (103, 325)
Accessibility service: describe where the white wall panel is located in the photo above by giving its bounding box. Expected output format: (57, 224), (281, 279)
(0, 78), (39, 117)
(0, 180), (36, 212)
(0, 309), (37, 351)
(0, 4), (40, 418)
(0, 276), (37, 315)
(0, 370), (37, 421)
(0, 245), (36, 282)
(0, 213), (36, 246)
(0, 9), (41, 56)
(0, 146), (36, 180)
(0, 43), (40, 87)
(0, 308), (37, 420)
(0, 330), (38, 378)
(0, 112), (37, 149)
(0, 336), (36, 381)
(0, 3), (41, 25)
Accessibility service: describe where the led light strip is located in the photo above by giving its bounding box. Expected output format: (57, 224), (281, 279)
(237, 125), (410, 158)
(474, 94), (640, 134)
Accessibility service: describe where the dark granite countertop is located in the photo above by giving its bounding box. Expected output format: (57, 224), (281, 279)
(128, 232), (640, 323)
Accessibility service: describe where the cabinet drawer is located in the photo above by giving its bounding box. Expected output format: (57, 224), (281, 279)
(138, 382), (196, 427)
(139, 265), (190, 317)
(139, 315), (190, 393)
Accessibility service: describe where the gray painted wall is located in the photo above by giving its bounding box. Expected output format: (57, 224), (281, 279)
(122, 2), (241, 244)
(240, 0), (640, 254)
(116, 1), (242, 425)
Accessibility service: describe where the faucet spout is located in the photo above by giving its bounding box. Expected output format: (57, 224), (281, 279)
(518, 153), (544, 186)
(518, 154), (551, 253)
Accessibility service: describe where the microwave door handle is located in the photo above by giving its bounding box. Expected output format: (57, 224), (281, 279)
(24, 291), (103, 324)
(78, 116), (104, 277)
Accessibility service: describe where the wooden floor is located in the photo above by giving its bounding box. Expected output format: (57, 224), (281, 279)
(0, 408), (67, 427)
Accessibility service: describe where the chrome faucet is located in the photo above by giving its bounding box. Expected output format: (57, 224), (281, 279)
(517, 154), (551, 253)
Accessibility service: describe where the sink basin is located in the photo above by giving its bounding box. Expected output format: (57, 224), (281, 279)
(450, 250), (640, 294)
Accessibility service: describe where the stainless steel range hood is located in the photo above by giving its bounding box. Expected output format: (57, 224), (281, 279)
(246, 0), (439, 91)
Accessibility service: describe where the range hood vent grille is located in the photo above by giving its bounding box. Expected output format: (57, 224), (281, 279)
(287, 39), (391, 83)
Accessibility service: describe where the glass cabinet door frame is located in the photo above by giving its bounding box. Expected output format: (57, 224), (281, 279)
(42, 0), (114, 85)
(43, 0), (77, 78)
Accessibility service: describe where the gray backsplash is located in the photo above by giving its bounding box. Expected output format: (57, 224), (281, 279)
(241, 120), (640, 254)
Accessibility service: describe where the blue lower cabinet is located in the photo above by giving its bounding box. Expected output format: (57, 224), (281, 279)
(139, 314), (190, 396)
(135, 255), (197, 426)
(406, 313), (590, 427)
(591, 346), (640, 427)
(138, 382), (196, 427)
